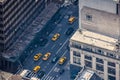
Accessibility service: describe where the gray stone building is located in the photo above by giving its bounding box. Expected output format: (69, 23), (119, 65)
(79, 0), (120, 38)
(70, 0), (120, 80)
(70, 30), (120, 80)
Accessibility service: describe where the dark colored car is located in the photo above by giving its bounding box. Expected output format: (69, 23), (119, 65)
(38, 71), (45, 79)
(51, 56), (59, 63)
(59, 69), (65, 75)
(39, 37), (48, 46)
(65, 27), (74, 36)
(34, 37), (48, 46)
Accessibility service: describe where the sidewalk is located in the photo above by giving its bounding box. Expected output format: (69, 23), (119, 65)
(4, 2), (59, 60)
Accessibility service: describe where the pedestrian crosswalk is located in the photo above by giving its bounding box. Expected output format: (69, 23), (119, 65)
(41, 76), (55, 80)
(53, 67), (60, 72)
(25, 72), (36, 78)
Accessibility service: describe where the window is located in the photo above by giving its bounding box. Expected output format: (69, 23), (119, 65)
(73, 57), (80, 64)
(85, 60), (92, 68)
(86, 14), (92, 21)
(72, 42), (81, 49)
(85, 55), (92, 60)
(76, 58), (80, 64)
(108, 75), (116, 80)
(107, 53), (116, 58)
(73, 51), (81, 57)
(108, 62), (115, 67)
(95, 49), (104, 55)
(96, 58), (104, 64)
(118, 55), (120, 60)
(73, 56), (76, 63)
(96, 64), (104, 71)
(83, 45), (92, 52)
(108, 67), (116, 75)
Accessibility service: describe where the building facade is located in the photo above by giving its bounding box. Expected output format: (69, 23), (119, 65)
(70, 30), (120, 80)
(79, 0), (120, 39)
(0, 0), (46, 52)
(0, 0), (48, 73)
(74, 69), (102, 80)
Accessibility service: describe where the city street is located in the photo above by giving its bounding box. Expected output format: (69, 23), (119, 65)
(22, 4), (78, 80)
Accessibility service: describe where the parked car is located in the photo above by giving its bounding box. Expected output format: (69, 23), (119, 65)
(65, 27), (74, 36)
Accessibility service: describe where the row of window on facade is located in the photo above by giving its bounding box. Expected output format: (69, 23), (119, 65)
(73, 51), (116, 68)
(71, 41), (120, 60)
(73, 57), (116, 76)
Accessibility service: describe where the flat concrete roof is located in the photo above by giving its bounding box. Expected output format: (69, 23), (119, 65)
(0, 0), (5, 3)
(79, 70), (94, 80)
(71, 30), (117, 51)
(0, 70), (13, 80)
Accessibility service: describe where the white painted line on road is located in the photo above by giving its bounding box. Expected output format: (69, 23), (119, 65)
(41, 39), (68, 80)
(44, 42), (50, 48)
(61, 50), (67, 57)
(51, 77), (55, 80)
(63, 30), (67, 34)
(51, 44), (56, 49)
(38, 61), (43, 65)
(44, 49), (68, 79)
(56, 38), (69, 55)
(46, 76), (51, 80)
(48, 76), (52, 80)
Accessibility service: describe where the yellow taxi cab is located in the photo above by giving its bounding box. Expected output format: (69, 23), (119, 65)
(68, 16), (75, 24)
(52, 33), (60, 41)
(58, 57), (66, 65)
(34, 53), (42, 61)
(42, 52), (51, 60)
(33, 66), (40, 73)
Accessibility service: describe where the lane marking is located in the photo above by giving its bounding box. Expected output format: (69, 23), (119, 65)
(38, 60), (43, 65)
(43, 49), (68, 80)
(56, 38), (68, 55)
(44, 42), (50, 48)
(51, 44), (56, 49)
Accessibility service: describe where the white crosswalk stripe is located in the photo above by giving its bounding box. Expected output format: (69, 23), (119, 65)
(43, 76), (50, 80)
(53, 67), (60, 72)
(51, 77), (55, 80)
(43, 76), (55, 80)
(48, 76), (52, 80)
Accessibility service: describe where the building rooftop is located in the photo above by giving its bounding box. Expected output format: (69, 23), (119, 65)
(8, 75), (22, 80)
(71, 30), (118, 51)
(0, 0), (5, 3)
(81, 6), (120, 39)
(0, 70), (13, 80)
(74, 69), (102, 80)
(76, 70), (94, 80)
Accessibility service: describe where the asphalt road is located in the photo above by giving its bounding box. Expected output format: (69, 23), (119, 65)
(22, 4), (78, 80)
